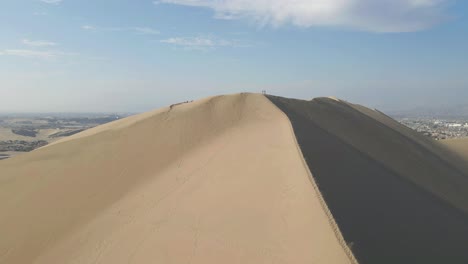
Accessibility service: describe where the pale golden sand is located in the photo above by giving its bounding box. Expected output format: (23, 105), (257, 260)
(0, 93), (354, 264)
(441, 138), (468, 161)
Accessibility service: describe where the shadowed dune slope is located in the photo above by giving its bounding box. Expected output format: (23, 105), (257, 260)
(267, 95), (468, 264)
(346, 102), (468, 176)
(0, 93), (354, 264)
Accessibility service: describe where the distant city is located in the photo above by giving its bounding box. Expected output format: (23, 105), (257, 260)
(395, 117), (468, 140)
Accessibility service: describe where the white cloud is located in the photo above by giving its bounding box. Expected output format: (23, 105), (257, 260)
(0, 49), (67, 59)
(160, 36), (244, 50)
(156, 0), (450, 32)
(40, 0), (62, 4)
(22, 39), (57, 47)
(134, 27), (160, 35)
(81, 25), (159, 35)
(81, 25), (96, 30)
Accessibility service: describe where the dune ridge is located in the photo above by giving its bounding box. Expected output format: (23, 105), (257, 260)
(269, 98), (357, 264)
(267, 95), (468, 264)
(0, 93), (354, 264)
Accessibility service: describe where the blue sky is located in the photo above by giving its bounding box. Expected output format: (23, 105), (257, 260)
(0, 0), (467, 112)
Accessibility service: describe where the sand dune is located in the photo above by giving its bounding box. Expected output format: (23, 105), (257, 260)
(2, 93), (468, 264)
(0, 94), (354, 264)
(267, 95), (468, 264)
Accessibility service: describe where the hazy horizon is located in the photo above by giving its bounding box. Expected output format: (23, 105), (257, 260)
(1, 0), (467, 113)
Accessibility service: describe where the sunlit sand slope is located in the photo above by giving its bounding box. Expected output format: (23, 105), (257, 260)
(267, 95), (468, 264)
(0, 93), (354, 264)
(441, 138), (468, 161)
